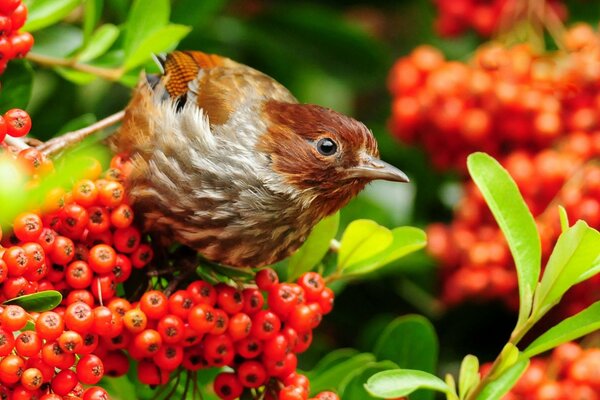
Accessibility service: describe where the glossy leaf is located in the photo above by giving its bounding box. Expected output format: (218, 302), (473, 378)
(4, 291), (62, 312)
(374, 315), (438, 373)
(339, 361), (399, 400)
(467, 152), (540, 329)
(533, 221), (600, 317)
(306, 348), (361, 379)
(83, 0), (103, 40)
(374, 315), (438, 400)
(123, 0), (169, 58)
(459, 355), (480, 400)
(308, 353), (376, 394)
(524, 300), (600, 358)
(338, 220), (393, 270)
(476, 358), (529, 400)
(77, 24), (119, 62)
(123, 24), (191, 70)
(23, 0), (82, 32)
(30, 25), (83, 57)
(0, 60), (33, 110)
(365, 369), (449, 399)
(446, 374), (460, 400)
(56, 68), (97, 85)
(492, 344), (520, 380)
(288, 212), (339, 280)
(344, 226), (426, 275)
(558, 206), (569, 232)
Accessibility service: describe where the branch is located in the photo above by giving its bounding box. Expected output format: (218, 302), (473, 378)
(26, 52), (125, 81)
(37, 111), (125, 157)
(4, 136), (31, 152)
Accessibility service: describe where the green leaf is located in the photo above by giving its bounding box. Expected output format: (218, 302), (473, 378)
(558, 206), (569, 232)
(374, 315), (438, 400)
(77, 24), (119, 62)
(344, 226), (427, 275)
(308, 353), (376, 394)
(0, 60), (33, 110)
(524, 300), (600, 358)
(533, 221), (600, 317)
(287, 212), (339, 280)
(374, 315), (438, 373)
(55, 67), (97, 85)
(476, 358), (529, 400)
(446, 374), (460, 400)
(338, 220), (393, 271)
(83, 0), (103, 41)
(23, 0), (82, 32)
(307, 348), (361, 377)
(467, 152), (540, 329)
(4, 291), (62, 312)
(30, 25), (83, 58)
(365, 369), (450, 399)
(492, 344), (520, 380)
(123, 24), (191, 70)
(339, 361), (399, 400)
(459, 355), (480, 400)
(123, 0), (169, 58)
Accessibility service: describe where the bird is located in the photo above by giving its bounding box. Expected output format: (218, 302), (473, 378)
(110, 50), (409, 268)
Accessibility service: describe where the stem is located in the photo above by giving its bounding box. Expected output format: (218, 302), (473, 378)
(3, 136), (31, 151)
(26, 52), (125, 81)
(465, 316), (537, 400)
(37, 110), (125, 157)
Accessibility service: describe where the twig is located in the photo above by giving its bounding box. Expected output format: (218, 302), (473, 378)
(3, 136), (31, 151)
(26, 52), (125, 81)
(37, 111), (125, 157)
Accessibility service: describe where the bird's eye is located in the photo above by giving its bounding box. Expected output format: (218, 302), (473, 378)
(316, 138), (338, 156)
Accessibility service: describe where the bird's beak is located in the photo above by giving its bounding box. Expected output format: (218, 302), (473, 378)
(347, 155), (409, 183)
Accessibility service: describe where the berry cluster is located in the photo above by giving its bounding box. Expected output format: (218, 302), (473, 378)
(428, 138), (600, 307)
(432, 0), (566, 38)
(0, 145), (341, 399)
(0, 0), (33, 73)
(0, 108), (32, 144)
(483, 342), (600, 399)
(209, 269), (336, 400)
(0, 303), (109, 400)
(389, 24), (600, 311)
(389, 23), (600, 172)
(0, 151), (148, 302)
(0, 149), (144, 398)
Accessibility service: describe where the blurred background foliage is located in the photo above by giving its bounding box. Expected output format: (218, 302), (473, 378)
(20, 0), (599, 389)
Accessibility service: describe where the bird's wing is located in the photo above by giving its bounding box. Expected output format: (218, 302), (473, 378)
(155, 51), (297, 126)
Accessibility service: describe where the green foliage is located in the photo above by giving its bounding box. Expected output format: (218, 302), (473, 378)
(4, 290), (62, 312)
(532, 221), (600, 316)
(77, 24), (119, 62)
(24, 0), (82, 32)
(365, 370), (450, 399)
(467, 152), (541, 330)
(287, 212), (339, 280)
(475, 358), (529, 400)
(339, 361), (399, 400)
(458, 355), (480, 400)
(338, 220), (427, 276)
(366, 152), (600, 399)
(524, 301), (600, 358)
(0, 60), (33, 110)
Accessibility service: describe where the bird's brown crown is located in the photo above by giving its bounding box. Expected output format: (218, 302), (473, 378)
(260, 101), (379, 216)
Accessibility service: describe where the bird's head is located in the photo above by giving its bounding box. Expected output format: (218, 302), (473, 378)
(259, 101), (408, 217)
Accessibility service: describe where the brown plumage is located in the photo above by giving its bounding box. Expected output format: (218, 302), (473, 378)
(111, 50), (408, 267)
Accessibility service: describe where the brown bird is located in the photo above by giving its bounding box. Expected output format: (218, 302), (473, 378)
(110, 51), (408, 268)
